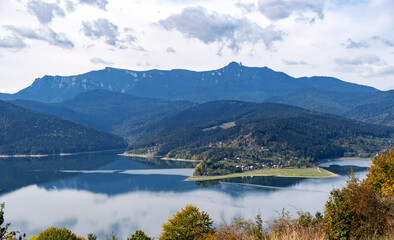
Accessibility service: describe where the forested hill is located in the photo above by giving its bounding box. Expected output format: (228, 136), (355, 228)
(268, 89), (394, 126)
(128, 101), (394, 174)
(0, 101), (127, 155)
(11, 90), (193, 142)
(0, 62), (376, 103)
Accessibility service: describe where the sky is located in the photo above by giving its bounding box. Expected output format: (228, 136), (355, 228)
(0, 0), (393, 93)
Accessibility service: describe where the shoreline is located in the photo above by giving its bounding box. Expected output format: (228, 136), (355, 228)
(315, 156), (373, 165)
(0, 149), (124, 158)
(119, 153), (162, 158)
(185, 167), (339, 181)
(161, 157), (202, 162)
(0, 154), (49, 158)
(120, 153), (202, 162)
(335, 157), (372, 161)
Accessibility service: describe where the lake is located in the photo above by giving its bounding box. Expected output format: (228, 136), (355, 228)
(0, 153), (370, 239)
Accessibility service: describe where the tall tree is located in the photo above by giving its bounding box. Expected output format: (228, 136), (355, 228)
(367, 149), (394, 197)
(160, 204), (215, 240)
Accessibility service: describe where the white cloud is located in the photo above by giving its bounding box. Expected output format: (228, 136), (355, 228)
(0, 35), (26, 49)
(80, 0), (108, 10)
(372, 36), (394, 47)
(27, 0), (65, 24)
(4, 25), (74, 49)
(82, 18), (137, 49)
(90, 57), (113, 65)
(258, 0), (324, 21)
(367, 65), (394, 77)
(166, 47), (176, 53)
(236, 2), (257, 13)
(64, 0), (76, 12)
(283, 59), (307, 65)
(82, 18), (119, 46)
(159, 6), (283, 50)
(344, 38), (369, 49)
(335, 55), (382, 66)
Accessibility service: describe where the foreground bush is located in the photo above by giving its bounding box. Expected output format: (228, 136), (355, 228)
(205, 211), (327, 240)
(367, 149), (394, 197)
(208, 217), (256, 240)
(160, 204), (215, 240)
(324, 175), (393, 239)
(34, 227), (85, 240)
(0, 203), (9, 239)
(127, 230), (151, 240)
(323, 150), (394, 239)
(267, 210), (326, 240)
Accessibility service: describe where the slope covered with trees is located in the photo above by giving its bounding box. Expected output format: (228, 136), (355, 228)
(11, 90), (193, 142)
(269, 89), (394, 126)
(127, 101), (394, 176)
(0, 101), (127, 155)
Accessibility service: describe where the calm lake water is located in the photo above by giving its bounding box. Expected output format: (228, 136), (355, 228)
(0, 153), (370, 239)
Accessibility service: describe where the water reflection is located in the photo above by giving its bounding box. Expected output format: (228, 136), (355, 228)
(0, 153), (119, 194)
(0, 154), (370, 239)
(196, 175), (306, 188)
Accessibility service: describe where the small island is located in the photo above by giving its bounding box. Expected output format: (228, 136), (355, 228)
(185, 167), (338, 181)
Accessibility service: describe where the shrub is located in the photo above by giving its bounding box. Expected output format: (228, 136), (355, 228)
(87, 233), (97, 240)
(159, 204), (215, 240)
(127, 230), (151, 240)
(324, 176), (393, 239)
(37, 227), (85, 240)
(367, 149), (394, 197)
(0, 203), (10, 239)
(208, 217), (255, 240)
(268, 209), (326, 240)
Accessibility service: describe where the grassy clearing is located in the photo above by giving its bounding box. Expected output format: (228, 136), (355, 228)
(185, 167), (338, 181)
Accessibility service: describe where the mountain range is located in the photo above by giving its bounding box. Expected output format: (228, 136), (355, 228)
(1, 62), (393, 157)
(0, 62), (377, 103)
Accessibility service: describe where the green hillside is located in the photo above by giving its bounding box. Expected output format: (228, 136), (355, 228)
(127, 101), (394, 176)
(344, 100), (394, 127)
(0, 101), (127, 155)
(11, 90), (193, 142)
(269, 89), (394, 126)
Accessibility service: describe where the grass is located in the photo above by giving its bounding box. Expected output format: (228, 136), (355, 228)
(185, 167), (338, 181)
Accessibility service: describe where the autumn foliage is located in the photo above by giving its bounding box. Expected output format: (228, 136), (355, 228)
(159, 204), (215, 240)
(367, 149), (394, 197)
(323, 150), (394, 239)
(33, 227), (85, 240)
(324, 176), (393, 239)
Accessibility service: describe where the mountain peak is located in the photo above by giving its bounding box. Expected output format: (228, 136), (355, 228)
(225, 61), (243, 69)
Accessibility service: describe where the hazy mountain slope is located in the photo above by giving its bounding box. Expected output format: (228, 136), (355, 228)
(0, 62), (377, 103)
(268, 89), (394, 125)
(11, 90), (193, 141)
(344, 100), (394, 127)
(0, 101), (127, 155)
